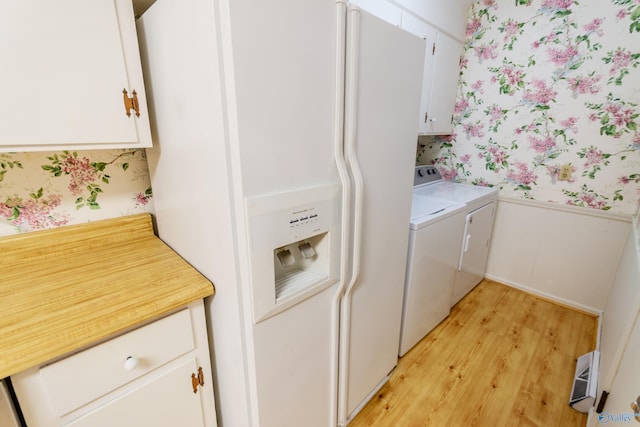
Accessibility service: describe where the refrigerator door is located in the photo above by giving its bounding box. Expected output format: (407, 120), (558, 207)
(339, 7), (426, 424)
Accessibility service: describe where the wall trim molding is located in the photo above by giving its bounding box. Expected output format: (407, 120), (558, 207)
(498, 196), (633, 224)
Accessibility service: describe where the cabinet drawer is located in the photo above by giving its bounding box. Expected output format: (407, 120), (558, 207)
(39, 308), (195, 417)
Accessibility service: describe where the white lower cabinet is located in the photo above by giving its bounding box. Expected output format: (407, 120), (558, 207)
(11, 300), (217, 427)
(67, 359), (205, 427)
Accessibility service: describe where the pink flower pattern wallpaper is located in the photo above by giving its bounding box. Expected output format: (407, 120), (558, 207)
(0, 149), (152, 236)
(2, 0), (639, 237)
(418, 0), (640, 215)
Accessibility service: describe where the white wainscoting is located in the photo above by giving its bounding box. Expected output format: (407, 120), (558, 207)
(485, 197), (632, 314)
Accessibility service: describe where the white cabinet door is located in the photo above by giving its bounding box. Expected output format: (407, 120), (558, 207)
(0, 0), (151, 152)
(348, 0), (402, 27)
(11, 301), (217, 427)
(417, 25), (437, 135)
(68, 359), (206, 427)
(417, 27), (463, 135)
(393, 0), (472, 42)
(0, 381), (20, 427)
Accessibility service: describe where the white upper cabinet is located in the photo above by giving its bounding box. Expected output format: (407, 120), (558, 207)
(320, 1), (470, 135)
(0, 0), (152, 152)
(417, 26), (463, 135)
(401, 13), (463, 135)
(393, 0), (472, 42)
(348, 0), (403, 27)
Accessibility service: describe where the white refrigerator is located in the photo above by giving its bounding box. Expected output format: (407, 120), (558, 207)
(137, 1), (424, 426)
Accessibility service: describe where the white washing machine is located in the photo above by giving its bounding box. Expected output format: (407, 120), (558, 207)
(412, 165), (499, 306)
(399, 185), (467, 357)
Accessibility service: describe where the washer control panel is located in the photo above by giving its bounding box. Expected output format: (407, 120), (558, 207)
(414, 165), (443, 187)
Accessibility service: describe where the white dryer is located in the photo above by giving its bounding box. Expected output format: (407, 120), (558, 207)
(399, 185), (466, 357)
(413, 165), (499, 306)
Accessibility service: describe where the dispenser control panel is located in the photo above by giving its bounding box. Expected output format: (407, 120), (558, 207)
(288, 209), (319, 229)
(245, 184), (341, 322)
(246, 183), (341, 251)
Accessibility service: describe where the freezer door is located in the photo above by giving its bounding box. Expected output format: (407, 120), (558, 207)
(340, 7), (426, 424)
(452, 202), (496, 305)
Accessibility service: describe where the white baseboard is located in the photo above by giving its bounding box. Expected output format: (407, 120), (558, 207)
(485, 273), (603, 317)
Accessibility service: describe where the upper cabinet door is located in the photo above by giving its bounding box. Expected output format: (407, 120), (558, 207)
(393, 0), (472, 42)
(0, 0), (152, 152)
(424, 30), (463, 135)
(416, 25), (437, 135)
(348, 0), (403, 27)
(417, 27), (463, 135)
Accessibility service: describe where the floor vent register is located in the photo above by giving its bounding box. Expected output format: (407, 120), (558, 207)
(570, 350), (600, 413)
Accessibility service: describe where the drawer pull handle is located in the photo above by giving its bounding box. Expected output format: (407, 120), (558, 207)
(191, 367), (205, 393)
(124, 356), (139, 371)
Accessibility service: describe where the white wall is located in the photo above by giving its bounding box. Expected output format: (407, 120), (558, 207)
(585, 218), (640, 426)
(485, 198), (632, 313)
(598, 224), (640, 390)
(137, 3), (253, 426)
(589, 308), (640, 426)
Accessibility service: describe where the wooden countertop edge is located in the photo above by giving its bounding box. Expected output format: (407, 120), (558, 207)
(0, 213), (214, 378)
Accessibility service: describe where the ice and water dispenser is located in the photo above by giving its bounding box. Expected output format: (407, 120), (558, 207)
(245, 184), (341, 322)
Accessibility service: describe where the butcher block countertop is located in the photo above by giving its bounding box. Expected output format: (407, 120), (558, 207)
(0, 213), (214, 379)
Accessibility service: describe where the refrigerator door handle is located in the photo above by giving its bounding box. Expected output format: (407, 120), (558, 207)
(333, 0), (350, 307)
(331, 2), (350, 427)
(338, 5), (364, 426)
(343, 6), (364, 298)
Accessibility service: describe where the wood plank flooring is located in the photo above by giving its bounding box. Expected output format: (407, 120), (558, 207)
(349, 279), (597, 427)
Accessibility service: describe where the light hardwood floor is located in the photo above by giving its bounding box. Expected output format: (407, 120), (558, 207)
(349, 279), (597, 427)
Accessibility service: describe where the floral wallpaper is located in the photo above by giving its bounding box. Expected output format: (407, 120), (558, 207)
(418, 0), (640, 215)
(0, 149), (153, 236)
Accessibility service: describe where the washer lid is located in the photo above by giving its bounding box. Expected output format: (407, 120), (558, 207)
(410, 195), (465, 227)
(420, 181), (498, 205)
